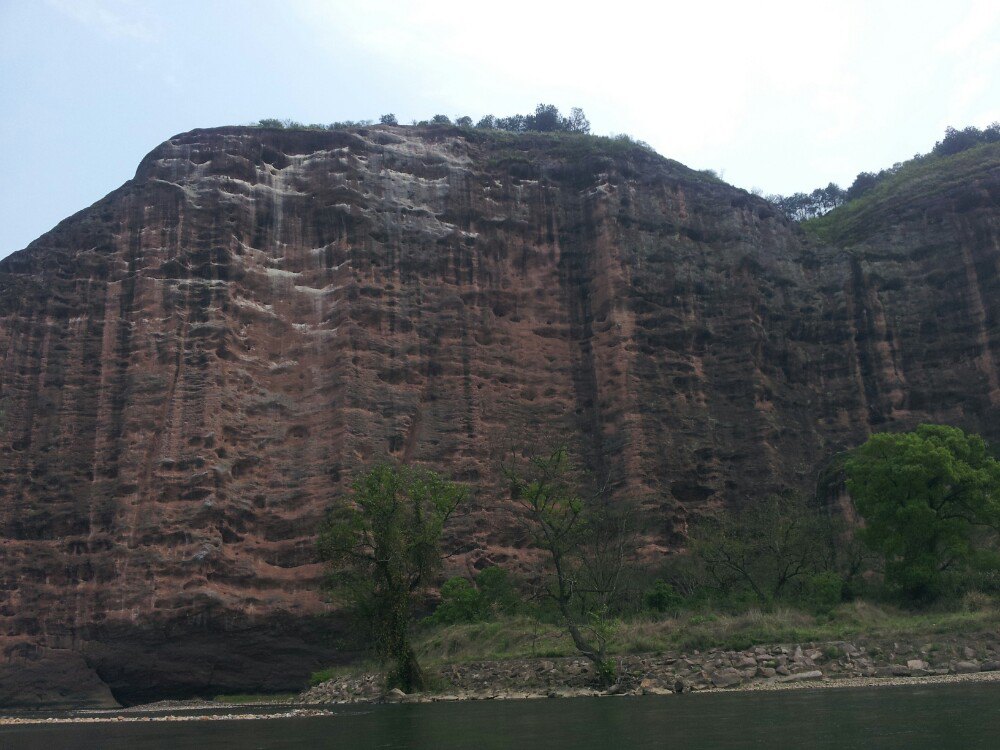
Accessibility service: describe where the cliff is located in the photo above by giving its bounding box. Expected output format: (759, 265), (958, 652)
(0, 125), (997, 706)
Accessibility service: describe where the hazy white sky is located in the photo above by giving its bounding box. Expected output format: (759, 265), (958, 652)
(1, 0), (997, 257)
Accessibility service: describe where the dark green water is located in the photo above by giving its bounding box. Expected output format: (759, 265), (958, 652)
(2, 682), (998, 750)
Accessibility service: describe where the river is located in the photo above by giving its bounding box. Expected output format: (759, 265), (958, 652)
(2, 682), (998, 749)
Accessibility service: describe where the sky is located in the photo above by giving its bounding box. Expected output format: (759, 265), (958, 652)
(1, 0), (998, 258)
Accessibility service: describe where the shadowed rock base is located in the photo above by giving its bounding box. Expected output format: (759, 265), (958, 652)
(1, 614), (345, 708)
(0, 650), (118, 709)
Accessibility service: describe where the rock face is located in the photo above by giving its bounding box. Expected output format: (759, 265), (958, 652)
(0, 126), (998, 705)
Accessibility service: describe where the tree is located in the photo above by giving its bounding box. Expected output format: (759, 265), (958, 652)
(455, 115), (473, 127)
(379, 113), (399, 125)
(847, 171), (880, 201)
(845, 424), (1000, 602)
(317, 463), (466, 691)
(768, 183), (845, 221)
(685, 493), (839, 608)
(430, 114), (452, 125)
(501, 447), (633, 685)
(566, 107), (591, 134)
(496, 114), (527, 132)
(527, 103), (563, 132)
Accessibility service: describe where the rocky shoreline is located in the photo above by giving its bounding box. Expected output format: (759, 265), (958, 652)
(2, 635), (998, 725)
(302, 634), (1000, 703)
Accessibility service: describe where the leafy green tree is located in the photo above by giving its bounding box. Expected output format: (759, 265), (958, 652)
(455, 115), (473, 127)
(317, 463), (466, 691)
(845, 424), (1000, 602)
(379, 113), (399, 125)
(430, 114), (452, 125)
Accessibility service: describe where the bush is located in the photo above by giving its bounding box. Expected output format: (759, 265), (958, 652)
(474, 566), (521, 614)
(643, 579), (683, 614)
(433, 577), (485, 624)
(430, 567), (521, 625)
(800, 572), (844, 614)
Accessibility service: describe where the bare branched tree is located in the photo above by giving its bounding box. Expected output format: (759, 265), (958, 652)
(501, 446), (635, 685)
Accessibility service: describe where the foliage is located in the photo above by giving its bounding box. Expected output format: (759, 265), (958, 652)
(475, 566), (522, 614)
(932, 122), (1000, 156)
(501, 447), (634, 684)
(800, 572), (845, 614)
(769, 122), (1000, 222)
(766, 182), (846, 220)
(806, 141), (999, 244)
(682, 493), (842, 609)
(845, 424), (1000, 603)
(250, 105), (649, 153)
(433, 577), (483, 624)
(429, 567), (521, 625)
(566, 107), (591, 135)
(472, 104), (591, 135)
(254, 118), (374, 131)
(643, 579), (683, 614)
(317, 463), (466, 691)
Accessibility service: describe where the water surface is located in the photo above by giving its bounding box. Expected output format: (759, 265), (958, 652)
(2, 682), (998, 749)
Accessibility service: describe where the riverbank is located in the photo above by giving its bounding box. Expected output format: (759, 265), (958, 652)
(2, 631), (998, 725)
(301, 632), (1000, 703)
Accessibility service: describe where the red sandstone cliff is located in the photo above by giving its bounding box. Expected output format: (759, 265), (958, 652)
(0, 126), (997, 706)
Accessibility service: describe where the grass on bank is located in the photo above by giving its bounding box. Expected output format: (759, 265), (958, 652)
(212, 692), (298, 704)
(309, 597), (1000, 684)
(413, 599), (1000, 665)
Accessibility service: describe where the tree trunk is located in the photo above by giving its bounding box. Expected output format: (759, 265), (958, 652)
(392, 644), (426, 693)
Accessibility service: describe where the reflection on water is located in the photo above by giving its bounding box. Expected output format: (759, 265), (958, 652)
(2, 681), (999, 750)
